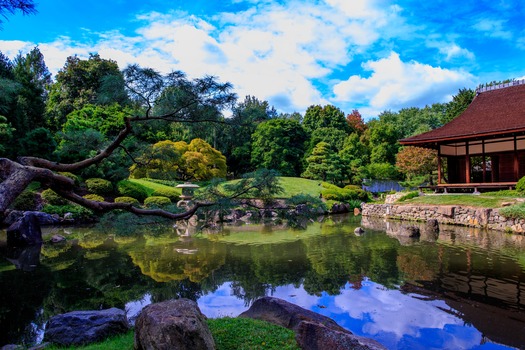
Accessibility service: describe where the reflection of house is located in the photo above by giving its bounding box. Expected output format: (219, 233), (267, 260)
(400, 80), (525, 191)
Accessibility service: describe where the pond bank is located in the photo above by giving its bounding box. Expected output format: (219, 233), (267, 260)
(361, 203), (525, 233)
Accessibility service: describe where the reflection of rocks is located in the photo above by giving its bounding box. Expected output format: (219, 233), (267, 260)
(4, 244), (42, 271)
(135, 299), (214, 350)
(44, 308), (129, 346)
(240, 297), (386, 350)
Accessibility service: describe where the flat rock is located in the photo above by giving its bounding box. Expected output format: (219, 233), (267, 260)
(43, 308), (129, 346)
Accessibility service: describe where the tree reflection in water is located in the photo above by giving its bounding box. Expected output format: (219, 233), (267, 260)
(1, 215), (525, 349)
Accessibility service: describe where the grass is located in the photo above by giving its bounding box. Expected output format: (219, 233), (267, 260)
(128, 178), (182, 196)
(45, 317), (299, 350)
(398, 193), (519, 208)
(276, 177), (324, 198)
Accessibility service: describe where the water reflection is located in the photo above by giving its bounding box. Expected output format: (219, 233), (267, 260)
(1, 215), (524, 349)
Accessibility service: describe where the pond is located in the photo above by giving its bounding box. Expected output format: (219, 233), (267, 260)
(1, 214), (525, 350)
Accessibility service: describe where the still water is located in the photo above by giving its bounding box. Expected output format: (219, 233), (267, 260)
(1, 215), (525, 350)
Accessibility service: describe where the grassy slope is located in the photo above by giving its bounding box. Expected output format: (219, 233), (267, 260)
(128, 178), (182, 196)
(276, 177), (324, 198)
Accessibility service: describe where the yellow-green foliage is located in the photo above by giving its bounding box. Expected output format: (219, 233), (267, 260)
(144, 196), (172, 207)
(41, 189), (69, 205)
(152, 187), (180, 201)
(114, 196), (140, 205)
(83, 194), (104, 202)
(320, 183), (369, 202)
(85, 178), (113, 195)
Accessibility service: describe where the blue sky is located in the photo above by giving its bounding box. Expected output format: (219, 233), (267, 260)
(1, 0), (524, 119)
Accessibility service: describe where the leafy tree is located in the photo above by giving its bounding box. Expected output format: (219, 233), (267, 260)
(0, 0), (36, 28)
(302, 142), (346, 185)
(302, 104), (350, 135)
(251, 118), (307, 176)
(19, 127), (56, 159)
(10, 47), (51, 138)
(46, 54), (127, 130)
(339, 133), (369, 184)
(442, 88), (475, 125)
(307, 127), (347, 153)
(225, 96), (276, 176)
(0, 115), (15, 156)
(395, 146), (437, 184)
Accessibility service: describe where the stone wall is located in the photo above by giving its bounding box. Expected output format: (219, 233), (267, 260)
(361, 203), (525, 233)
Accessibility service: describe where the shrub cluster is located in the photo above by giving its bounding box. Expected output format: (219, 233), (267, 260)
(42, 204), (95, 220)
(83, 194), (105, 202)
(144, 196), (172, 207)
(85, 178), (113, 195)
(114, 196), (140, 205)
(117, 180), (148, 202)
(41, 189), (69, 205)
(320, 183), (369, 202)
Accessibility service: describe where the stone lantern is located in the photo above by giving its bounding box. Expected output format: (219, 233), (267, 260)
(175, 182), (200, 208)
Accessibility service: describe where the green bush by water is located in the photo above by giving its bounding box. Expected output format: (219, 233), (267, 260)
(117, 180), (149, 202)
(85, 178), (113, 195)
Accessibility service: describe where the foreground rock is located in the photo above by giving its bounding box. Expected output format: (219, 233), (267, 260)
(239, 297), (386, 350)
(135, 298), (215, 350)
(43, 308), (129, 346)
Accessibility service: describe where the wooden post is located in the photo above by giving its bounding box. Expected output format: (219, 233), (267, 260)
(437, 146), (442, 184)
(514, 136), (519, 181)
(465, 141), (471, 183)
(482, 140), (487, 182)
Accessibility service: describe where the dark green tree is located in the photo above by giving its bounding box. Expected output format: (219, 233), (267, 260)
(302, 141), (346, 185)
(302, 104), (350, 135)
(251, 118), (307, 176)
(10, 47), (51, 138)
(442, 88), (475, 125)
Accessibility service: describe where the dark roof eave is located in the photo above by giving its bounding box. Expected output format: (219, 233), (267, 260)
(400, 127), (525, 146)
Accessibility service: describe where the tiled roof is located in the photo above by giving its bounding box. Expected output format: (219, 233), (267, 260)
(400, 81), (525, 145)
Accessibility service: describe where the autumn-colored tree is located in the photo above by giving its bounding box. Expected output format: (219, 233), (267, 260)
(395, 146), (437, 183)
(346, 109), (367, 135)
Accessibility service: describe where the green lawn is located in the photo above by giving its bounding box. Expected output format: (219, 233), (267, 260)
(275, 177), (324, 198)
(128, 178), (182, 196)
(400, 193), (520, 208)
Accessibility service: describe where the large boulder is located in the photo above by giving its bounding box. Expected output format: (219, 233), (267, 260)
(135, 298), (215, 350)
(43, 308), (129, 346)
(239, 297), (386, 350)
(7, 212), (44, 246)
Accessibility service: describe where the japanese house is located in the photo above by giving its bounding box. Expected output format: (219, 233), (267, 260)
(400, 80), (525, 191)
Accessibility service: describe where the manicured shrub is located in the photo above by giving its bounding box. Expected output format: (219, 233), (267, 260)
(516, 176), (525, 193)
(114, 196), (140, 205)
(152, 187), (180, 201)
(344, 184), (361, 191)
(41, 189), (69, 205)
(144, 196), (172, 207)
(117, 180), (148, 202)
(321, 187), (369, 202)
(12, 190), (38, 211)
(83, 194), (105, 202)
(85, 178), (113, 195)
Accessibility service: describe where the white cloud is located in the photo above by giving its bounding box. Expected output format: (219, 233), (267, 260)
(472, 19), (513, 40)
(333, 52), (474, 116)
